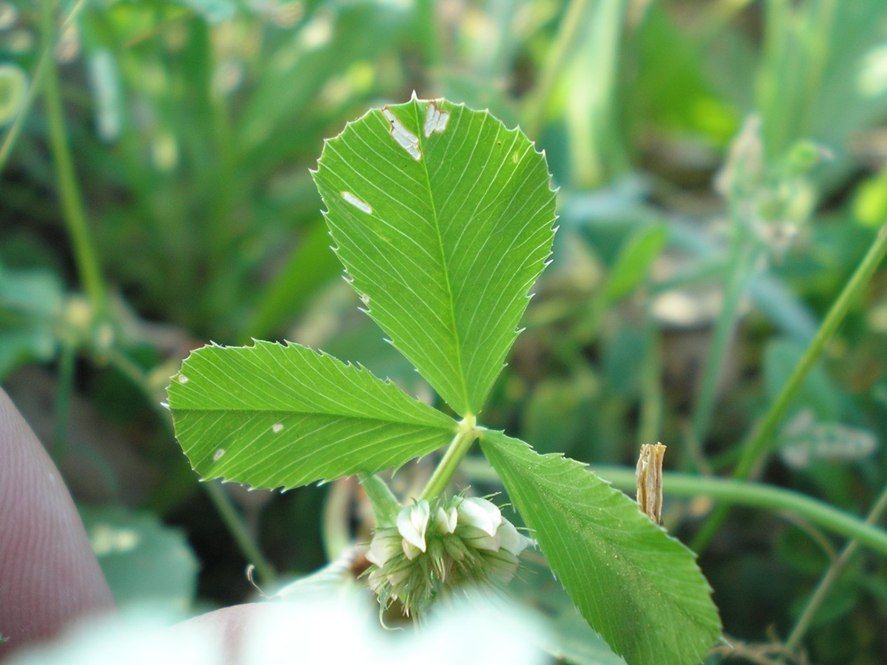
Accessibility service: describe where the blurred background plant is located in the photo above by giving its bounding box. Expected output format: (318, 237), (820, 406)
(2, 0), (887, 662)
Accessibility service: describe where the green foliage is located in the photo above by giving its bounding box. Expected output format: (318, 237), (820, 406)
(0, 64), (27, 127)
(167, 341), (455, 490)
(0, 263), (63, 379)
(312, 97), (557, 415)
(80, 506), (199, 613)
(5, 1), (887, 662)
(605, 224), (668, 302)
(166, 97), (720, 662)
(481, 431), (721, 665)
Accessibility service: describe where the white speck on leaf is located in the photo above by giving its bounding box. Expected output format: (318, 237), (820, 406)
(213, 448), (225, 461)
(177, 375), (189, 384)
(272, 423), (284, 433)
(383, 108), (420, 160)
(341, 191), (372, 214)
(423, 102), (449, 137)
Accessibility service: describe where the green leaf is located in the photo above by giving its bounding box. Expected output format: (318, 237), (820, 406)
(480, 431), (721, 665)
(509, 557), (627, 665)
(605, 223), (668, 301)
(167, 341), (456, 490)
(79, 506), (198, 614)
(313, 96), (557, 415)
(0, 262), (63, 379)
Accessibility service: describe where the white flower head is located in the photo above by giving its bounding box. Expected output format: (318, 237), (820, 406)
(364, 495), (530, 618)
(456, 497), (502, 536)
(397, 500), (431, 553)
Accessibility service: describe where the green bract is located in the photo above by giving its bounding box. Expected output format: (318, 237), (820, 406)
(167, 97), (721, 665)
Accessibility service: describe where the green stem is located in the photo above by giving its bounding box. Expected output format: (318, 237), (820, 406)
(462, 458), (887, 557)
(692, 222), (887, 551)
(41, 0), (107, 313)
(521, 0), (590, 138)
(419, 416), (479, 501)
(785, 482), (887, 650)
(204, 481), (277, 585)
(0, 0), (85, 174)
(0, 58), (46, 175)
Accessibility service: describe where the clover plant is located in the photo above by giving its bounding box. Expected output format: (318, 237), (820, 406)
(167, 96), (722, 665)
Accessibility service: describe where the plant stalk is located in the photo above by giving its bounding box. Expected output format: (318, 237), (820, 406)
(0, 0), (86, 174)
(419, 416), (479, 501)
(460, 459), (887, 557)
(692, 221), (887, 551)
(41, 0), (107, 314)
(689, 235), (760, 456)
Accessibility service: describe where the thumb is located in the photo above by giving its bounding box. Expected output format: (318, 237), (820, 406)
(0, 388), (114, 659)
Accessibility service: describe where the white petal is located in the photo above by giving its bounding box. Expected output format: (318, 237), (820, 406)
(397, 501), (430, 552)
(434, 506), (458, 534)
(497, 519), (530, 556)
(484, 549), (520, 584)
(457, 497), (502, 536)
(366, 531), (401, 567)
(402, 539), (423, 560)
(459, 525), (501, 552)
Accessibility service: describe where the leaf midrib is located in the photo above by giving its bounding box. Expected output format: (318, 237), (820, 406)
(408, 102), (470, 415)
(173, 406), (455, 430)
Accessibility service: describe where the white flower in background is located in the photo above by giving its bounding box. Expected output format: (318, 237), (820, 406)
(364, 494), (532, 618)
